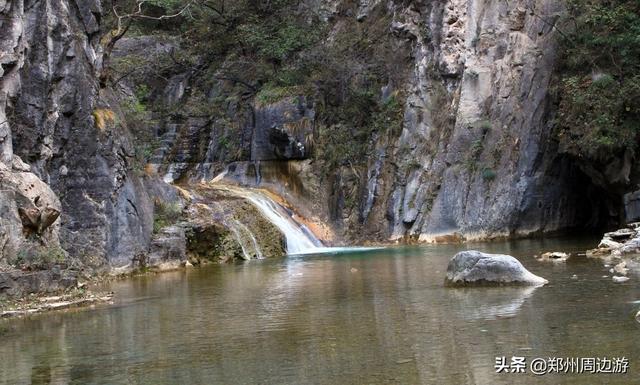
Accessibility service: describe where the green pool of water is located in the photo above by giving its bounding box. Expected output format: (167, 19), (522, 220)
(1, 237), (639, 384)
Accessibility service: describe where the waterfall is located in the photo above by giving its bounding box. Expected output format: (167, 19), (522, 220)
(212, 184), (324, 255)
(195, 201), (263, 260)
(241, 192), (323, 254)
(210, 177), (382, 256)
(232, 219), (263, 259)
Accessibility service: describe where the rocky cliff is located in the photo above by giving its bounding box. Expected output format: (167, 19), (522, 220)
(346, 0), (618, 242)
(0, 0), (635, 283)
(0, 0), (176, 273)
(124, 0), (621, 244)
(370, 0), (595, 241)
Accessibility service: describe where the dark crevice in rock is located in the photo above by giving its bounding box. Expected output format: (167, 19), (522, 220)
(126, 198), (139, 218)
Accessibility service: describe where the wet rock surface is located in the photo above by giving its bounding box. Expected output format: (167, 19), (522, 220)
(588, 223), (640, 260)
(186, 184), (287, 261)
(446, 250), (548, 287)
(587, 223), (640, 281)
(185, 222), (243, 263)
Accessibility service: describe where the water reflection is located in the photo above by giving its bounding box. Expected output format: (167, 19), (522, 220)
(1, 238), (640, 384)
(449, 286), (540, 321)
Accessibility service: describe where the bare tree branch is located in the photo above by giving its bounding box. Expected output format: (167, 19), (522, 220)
(112, 0), (198, 37)
(101, 0), (198, 87)
(111, 67), (140, 86)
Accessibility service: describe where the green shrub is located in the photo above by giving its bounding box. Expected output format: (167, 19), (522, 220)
(482, 168), (497, 181)
(255, 84), (304, 105)
(477, 120), (492, 133)
(239, 17), (321, 63)
(471, 139), (484, 158)
(153, 201), (183, 233)
(557, 0), (640, 162)
(135, 84), (150, 102)
(315, 90), (406, 175)
(14, 245), (66, 270)
(373, 94), (405, 136)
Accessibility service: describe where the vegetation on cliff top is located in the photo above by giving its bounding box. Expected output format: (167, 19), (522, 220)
(557, 0), (640, 179)
(105, 0), (407, 180)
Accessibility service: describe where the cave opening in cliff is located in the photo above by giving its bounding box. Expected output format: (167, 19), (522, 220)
(562, 161), (625, 236)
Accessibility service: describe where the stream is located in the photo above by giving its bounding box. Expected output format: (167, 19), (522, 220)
(1, 237), (639, 384)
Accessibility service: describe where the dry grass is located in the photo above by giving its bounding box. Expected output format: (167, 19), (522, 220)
(92, 109), (116, 131)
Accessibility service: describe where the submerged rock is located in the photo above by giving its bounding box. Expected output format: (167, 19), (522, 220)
(612, 276), (630, 283)
(1, 291), (113, 319)
(446, 251), (548, 287)
(612, 262), (629, 276)
(535, 252), (569, 263)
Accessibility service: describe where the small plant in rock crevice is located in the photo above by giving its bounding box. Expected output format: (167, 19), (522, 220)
(12, 245), (67, 271)
(482, 168), (497, 181)
(153, 201), (183, 233)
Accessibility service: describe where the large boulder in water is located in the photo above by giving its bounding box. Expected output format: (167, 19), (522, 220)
(446, 250), (548, 286)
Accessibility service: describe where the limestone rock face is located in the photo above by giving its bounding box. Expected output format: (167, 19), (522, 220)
(0, 158), (62, 262)
(116, 0), (610, 245)
(624, 191), (640, 223)
(154, 0), (603, 243)
(0, 0), (163, 269)
(380, 0), (596, 242)
(446, 250), (548, 286)
(253, 97), (315, 161)
(0, 269), (77, 299)
(146, 225), (187, 270)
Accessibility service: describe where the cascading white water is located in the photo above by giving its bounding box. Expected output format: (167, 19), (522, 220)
(211, 180), (382, 256)
(232, 219), (263, 259)
(240, 191), (324, 254)
(212, 184), (323, 254)
(226, 224), (254, 260)
(196, 201), (262, 260)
